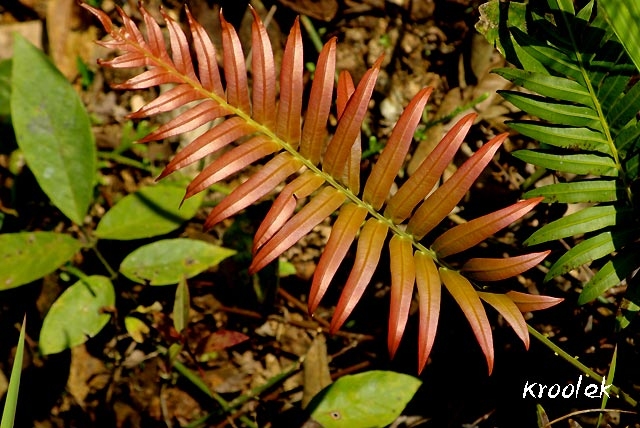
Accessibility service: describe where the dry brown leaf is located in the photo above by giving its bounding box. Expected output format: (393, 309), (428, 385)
(302, 333), (332, 408)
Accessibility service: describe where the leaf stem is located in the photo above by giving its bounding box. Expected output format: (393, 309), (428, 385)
(528, 324), (638, 408)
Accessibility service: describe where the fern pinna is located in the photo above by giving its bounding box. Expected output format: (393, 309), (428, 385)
(84, 3), (561, 373)
(478, 0), (640, 327)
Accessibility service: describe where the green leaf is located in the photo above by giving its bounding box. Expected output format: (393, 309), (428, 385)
(524, 180), (621, 203)
(493, 68), (593, 106)
(578, 250), (640, 304)
(1, 317), (25, 428)
(173, 277), (190, 333)
(0, 59), (11, 119)
(508, 122), (611, 154)
(476, 0), (528, 60)
(307, 370), (421, 428)
(0, 232), (82, 290)
(512, 150), (618, 177)
(545, 230), (637, 281)
(39, 275), (115, 355)
(95, 181), (203, 240)
(10, 35), (96, 224)
(599, 0), (640, 72)
(120, 238), (236, 285)
(499, 91), (600, 128)
(525, 205), (633, 245)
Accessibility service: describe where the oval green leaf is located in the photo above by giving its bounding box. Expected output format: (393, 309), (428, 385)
(0, 232), (82, 290)
(39, 275), (115, 355)
(95, 182), (203, 240)
(11, 35), (96, 224)
(307, 370), (421, 428)
(120, 238), (236, 285)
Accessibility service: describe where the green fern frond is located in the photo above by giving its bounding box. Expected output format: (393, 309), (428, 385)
(478, 0), (640, 315)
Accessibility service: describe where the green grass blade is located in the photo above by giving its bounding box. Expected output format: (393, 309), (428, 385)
(1, 317), (26, 428)
(524, 180), (621, 203)
(513, 150), (618, 177)
(525, 205), (632, 245)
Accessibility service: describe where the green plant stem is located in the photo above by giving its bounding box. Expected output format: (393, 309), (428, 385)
(172, 359), (257, 427)
(521, 166), (548, 191)
(300, 15), (324, 55)
(91, 246), (118, 279)
(98, 151), (154, 172)
(528, 324), (638, 408)
(173, 356), (299, 427)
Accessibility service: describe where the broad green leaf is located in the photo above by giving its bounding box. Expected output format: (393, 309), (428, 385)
(39, 275), (115, 355)
(493, 68), (593, 107)
(11, 35), (96, 224)
(0, 59), (10, 119)
(599, 0), (640, 72)
(1, 317), (25, 428)
(513, 150), (618, 177)
(306, 370), (421, 428)
(524, 180), (621, 204)
(508, 122), (611, 155)
(0, 232), (82, 290)
(499, 91), (600, 129)
(95, 181), (203, 240)
(545, 230), (637, 281)
(525, 205), (633, 245)
(173, 277), (190, 333)
(578, 251), (640, 304)
(120, 238), (236, 285)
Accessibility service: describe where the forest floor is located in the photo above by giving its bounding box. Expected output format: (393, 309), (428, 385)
(1, 0), (640, 427)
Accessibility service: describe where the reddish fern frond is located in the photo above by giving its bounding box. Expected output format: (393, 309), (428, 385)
(85, 3), (562, 374)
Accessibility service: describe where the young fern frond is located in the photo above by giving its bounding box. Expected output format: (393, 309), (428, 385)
(85, 3), (561, 373)
(478, 0), (640, 318)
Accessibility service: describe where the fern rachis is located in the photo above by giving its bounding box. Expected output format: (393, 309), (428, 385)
(84, 2), (561, 373)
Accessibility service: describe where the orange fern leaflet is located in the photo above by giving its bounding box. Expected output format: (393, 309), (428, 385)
(84, 3), (562, 373)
